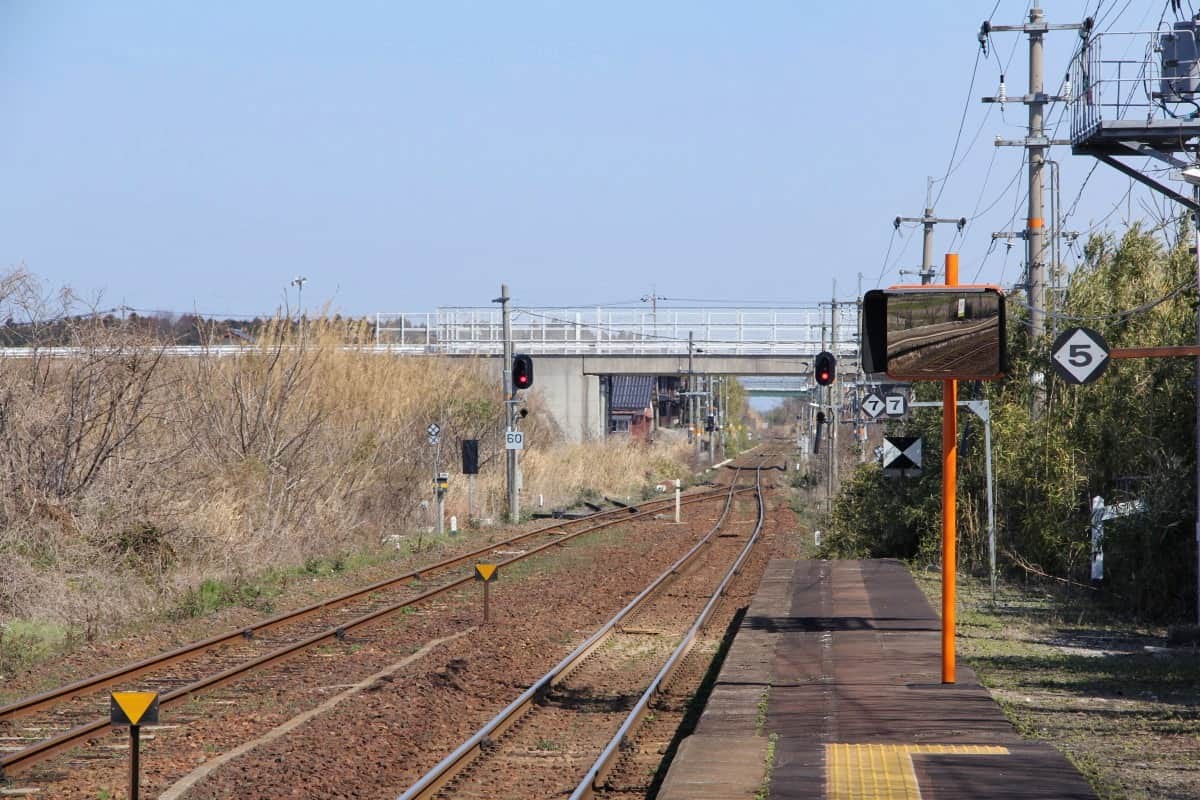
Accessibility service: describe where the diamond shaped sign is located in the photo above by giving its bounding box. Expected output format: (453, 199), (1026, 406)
(861, 392), (885, 419)
(1051, 327), (1109, 385)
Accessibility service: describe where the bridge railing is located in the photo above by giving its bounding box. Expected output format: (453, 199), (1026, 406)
(374, 306), (860, 358)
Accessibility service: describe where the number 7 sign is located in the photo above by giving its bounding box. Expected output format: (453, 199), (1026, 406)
(1051, 327), (1110, 385)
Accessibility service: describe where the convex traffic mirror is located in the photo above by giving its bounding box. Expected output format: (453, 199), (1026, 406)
(862, 286), (1008, 380)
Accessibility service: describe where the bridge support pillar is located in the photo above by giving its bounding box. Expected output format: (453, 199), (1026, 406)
(532, 356), (605, 442)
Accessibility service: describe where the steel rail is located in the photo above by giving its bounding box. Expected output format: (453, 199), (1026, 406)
(0, 485), (725, 724)
(394, 460), (765, 800)
(0, 485), (748, 778)
(568, 462), (768, 799)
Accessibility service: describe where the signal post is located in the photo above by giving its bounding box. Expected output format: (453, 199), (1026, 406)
(941, 254), (958, 684)
(496, 284), (519, 525)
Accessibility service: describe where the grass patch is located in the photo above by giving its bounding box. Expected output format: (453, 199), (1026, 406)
(914, 569), (1200, 800)
(170, 550), (401, 620)
(0, 620), (71, 676)
(755, 686), (771, 734)
(756, 732), (778, 800)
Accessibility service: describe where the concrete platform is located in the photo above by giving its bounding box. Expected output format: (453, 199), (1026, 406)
(658, 559), (1099, 800)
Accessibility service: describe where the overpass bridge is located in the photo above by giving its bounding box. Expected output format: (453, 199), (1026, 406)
(374, 305), (858, 359)
(376, 306), (859, 439)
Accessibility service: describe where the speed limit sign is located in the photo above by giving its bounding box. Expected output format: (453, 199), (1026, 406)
(1051, 327), (1110, 385)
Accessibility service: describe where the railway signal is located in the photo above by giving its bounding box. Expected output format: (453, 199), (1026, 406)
(512, 354), (534, 391)
(814, 351), (836, 386)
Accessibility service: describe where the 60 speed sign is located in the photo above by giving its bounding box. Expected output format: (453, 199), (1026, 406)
(1051, 327), (1110, 385)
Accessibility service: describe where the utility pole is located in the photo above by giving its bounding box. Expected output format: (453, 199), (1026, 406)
(981, 6), (1083, 340)
(830, 292), (839, 494)
(857, 272), (867, 463)
(895, 178), (966, 284)
(820, 316), (830, 507)
(641, 286), (666, 339)
(687, 331), (694, 456)
(688, 331), (703, 461)
(290, 275), (308, 319)
(495, 284), (518, 525)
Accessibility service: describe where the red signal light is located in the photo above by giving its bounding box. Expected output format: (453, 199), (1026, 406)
(512, 354), (534, 391)
(814, 351), (836, 387)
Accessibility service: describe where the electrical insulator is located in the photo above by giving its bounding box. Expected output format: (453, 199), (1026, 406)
(998, 74), (1007, 105)
(1063, 76), (1072, 103)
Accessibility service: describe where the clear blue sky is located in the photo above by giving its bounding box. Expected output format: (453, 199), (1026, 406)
(0, 2), (1171, 317)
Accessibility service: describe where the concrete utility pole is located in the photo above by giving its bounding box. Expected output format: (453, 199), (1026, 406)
(895, 178), (966, 284)
(982, 5), (1083, 339)
(688, 332), (702, 460)
(819, 316), (830, 506)
(830, 293), (839, 494)
(290, 276), (307, 320)
(496, 284), (518, 524)
(1028, 8), (1046, 342)
(857, 272), (867, 463)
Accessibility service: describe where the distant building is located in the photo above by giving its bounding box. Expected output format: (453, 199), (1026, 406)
(608, 375), (654, 441)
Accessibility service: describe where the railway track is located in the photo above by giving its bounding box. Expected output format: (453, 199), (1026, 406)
(0, 480), (751, 781)
(396, 450), (778, 800)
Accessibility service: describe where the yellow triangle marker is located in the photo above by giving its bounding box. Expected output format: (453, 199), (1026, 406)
(111, 691), (158, 726)
(474, 563), (497, 582)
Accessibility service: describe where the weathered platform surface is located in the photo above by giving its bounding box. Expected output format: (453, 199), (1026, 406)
(658, 559), (1098, 800)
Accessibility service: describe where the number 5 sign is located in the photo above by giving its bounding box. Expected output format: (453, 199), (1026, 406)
(1051, 327), (1110, 385)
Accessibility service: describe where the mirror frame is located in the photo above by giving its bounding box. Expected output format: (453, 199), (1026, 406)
(861, 285), (1008, 381)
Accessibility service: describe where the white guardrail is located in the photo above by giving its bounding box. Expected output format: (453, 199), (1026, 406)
(0, 306), (861, 360)
(374, 305), (861, 357)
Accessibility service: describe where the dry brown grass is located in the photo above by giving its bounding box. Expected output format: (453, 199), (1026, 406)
(463, 437), (692, 520)
(0, 273), (691, 658)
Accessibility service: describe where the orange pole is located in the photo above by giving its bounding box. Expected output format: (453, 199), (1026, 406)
(942, 253), (958, 684)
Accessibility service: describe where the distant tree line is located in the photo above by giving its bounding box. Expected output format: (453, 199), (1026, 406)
(0, 309), (380, 347)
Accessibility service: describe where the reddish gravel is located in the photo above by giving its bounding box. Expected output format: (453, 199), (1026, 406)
(1, 453), (799, 800)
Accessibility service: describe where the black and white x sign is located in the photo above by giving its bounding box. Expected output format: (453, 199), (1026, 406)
(881, 436), (922, 475)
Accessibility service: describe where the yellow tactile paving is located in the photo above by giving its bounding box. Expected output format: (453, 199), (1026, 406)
(826, 744), (1010, 799)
